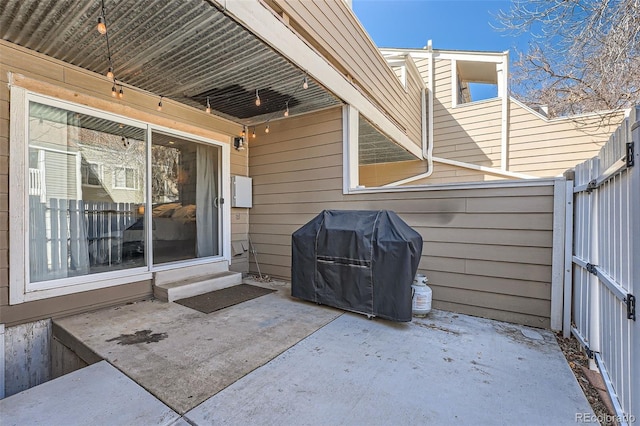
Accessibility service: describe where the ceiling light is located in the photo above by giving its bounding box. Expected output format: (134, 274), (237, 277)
(303, 76), (309, 90)
(157, 96), (163, 112)
(265, 124), (270, 134)
(206, 96), (211, 114)
(255, 89), (261, 107)
(118, 87), (124, 99)
(106, 66), (114, 80)
(284, 101), (289, 117)
(111, 85), (117, 97)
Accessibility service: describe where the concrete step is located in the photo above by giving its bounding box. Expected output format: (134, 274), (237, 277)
(154, 261), (229, 286)
(154, 271), (243, 303)
(0, 361), (180, 425)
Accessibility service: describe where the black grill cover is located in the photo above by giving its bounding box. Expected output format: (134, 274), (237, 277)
(291, 210), (423, 322)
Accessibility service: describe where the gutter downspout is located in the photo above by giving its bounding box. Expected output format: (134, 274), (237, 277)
(500, 50), (509, 171)
(422, 45), (434, 178)
(384, 46), (433, 188)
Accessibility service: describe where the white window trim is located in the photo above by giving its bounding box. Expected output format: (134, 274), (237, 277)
(342, 105), (359, 194)
(449, 55), (506, 109)
(9, 87), (231, 304)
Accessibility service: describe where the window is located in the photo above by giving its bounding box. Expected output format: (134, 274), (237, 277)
(451, 58), (505, 107)
(81, 161), (102, 186)
(342, 105), (417, 191)
(113, 167), (138, 189)
(9, 87), (229, 304)
(9, 88), (150, 303)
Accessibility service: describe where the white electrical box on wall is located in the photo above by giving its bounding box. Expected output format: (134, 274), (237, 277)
(231, 175), (252, 208)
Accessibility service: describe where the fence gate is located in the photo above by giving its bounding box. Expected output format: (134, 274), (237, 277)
(571, 106), (639, 424)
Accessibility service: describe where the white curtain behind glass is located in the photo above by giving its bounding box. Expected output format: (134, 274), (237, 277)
(195, 144), (218, 257)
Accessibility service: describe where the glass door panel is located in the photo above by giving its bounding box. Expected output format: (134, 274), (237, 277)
(151, 132), (220, 265)
(27, 101), (147, 283)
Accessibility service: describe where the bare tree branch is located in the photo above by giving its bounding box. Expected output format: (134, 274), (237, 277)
(498, 0), (640, 121)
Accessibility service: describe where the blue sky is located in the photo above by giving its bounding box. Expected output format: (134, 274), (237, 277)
(352, 0), (529, 55)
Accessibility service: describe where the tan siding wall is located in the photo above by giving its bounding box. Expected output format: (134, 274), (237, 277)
(249, 107), (555, 328)
(379, 55), (621, 185)
(0, 41), (248, 325)
(432, 59), (502, 168)
(508, 102), (623, 176)
(265, 0), (422, 151)
(230, 144), (250, 273)
(360, 160), (428, 187)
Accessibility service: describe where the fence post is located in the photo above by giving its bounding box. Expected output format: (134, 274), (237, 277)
(563, 172), (574, 338)
(631, 115), (640, 420)
(551, 178), (567, 331)
(588, 157), (600, 371)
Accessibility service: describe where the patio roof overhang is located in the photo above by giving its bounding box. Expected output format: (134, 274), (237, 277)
(0, 0), (420, 163)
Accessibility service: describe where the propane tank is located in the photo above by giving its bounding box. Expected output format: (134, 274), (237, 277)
(411, 274), (432, 317)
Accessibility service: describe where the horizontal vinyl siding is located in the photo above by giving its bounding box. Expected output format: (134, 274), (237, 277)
(249, 107), (555, 328)
(266, 0), (422, 151)
(508, 102), (623, 177)
(0, 281), (152, 327)
(0, 41), (246, 325)
(430, 59), (501, 168)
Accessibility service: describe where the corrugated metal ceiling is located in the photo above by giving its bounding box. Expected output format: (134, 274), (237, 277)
(0, 0), (339, 126)
(1, 0), (415, 163)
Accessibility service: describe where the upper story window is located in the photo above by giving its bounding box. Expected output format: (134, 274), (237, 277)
(451, 58), (505, 107)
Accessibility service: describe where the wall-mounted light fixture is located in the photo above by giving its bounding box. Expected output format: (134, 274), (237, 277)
(233, 136), (245, 151)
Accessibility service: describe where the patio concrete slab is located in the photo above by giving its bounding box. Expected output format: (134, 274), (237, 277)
(0, 361), (179, 426)
(53, 280), (341, 414)
(186, 310), (593, 426)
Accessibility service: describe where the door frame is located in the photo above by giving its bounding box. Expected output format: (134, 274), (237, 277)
(147, 124), (231, 272)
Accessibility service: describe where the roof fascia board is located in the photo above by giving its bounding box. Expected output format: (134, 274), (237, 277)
(381, 49), (507, 64)
(404, 55), (425, 88)
(213, 0), (422, 159)
(510, 97), (622, 123)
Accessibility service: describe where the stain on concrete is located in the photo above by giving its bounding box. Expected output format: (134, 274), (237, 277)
(106, 330), (168, 345)
(492, 324), (554, 353)
(413, 322), (461, 336)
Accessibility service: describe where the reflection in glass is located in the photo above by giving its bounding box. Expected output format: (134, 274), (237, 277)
(28, 102), (146, 282)
(151, 133), (219, 264)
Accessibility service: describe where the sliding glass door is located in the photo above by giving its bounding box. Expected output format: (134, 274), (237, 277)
(150, 132), (221, 265)
(27, 100), (147, 283)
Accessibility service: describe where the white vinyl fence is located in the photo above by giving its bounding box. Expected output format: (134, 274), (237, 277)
(29, 196), (139, 280)
(570, 106), (639, 424)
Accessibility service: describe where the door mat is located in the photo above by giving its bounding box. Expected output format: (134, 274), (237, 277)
(175, 284), (276, 314)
